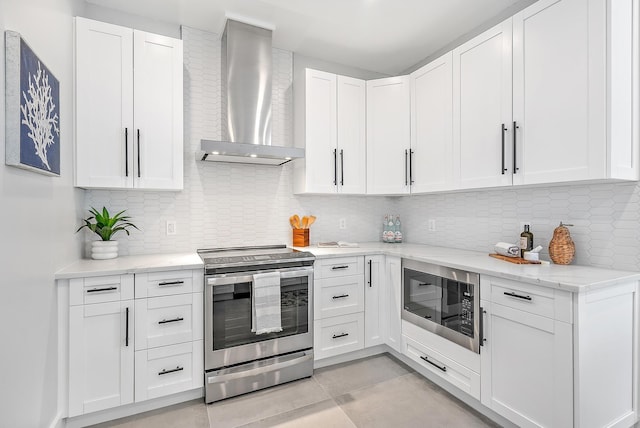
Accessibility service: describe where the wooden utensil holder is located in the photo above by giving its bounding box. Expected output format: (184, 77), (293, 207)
(293, 229), (309, 247)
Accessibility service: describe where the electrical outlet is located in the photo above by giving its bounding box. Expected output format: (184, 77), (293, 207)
(166, 220), (176, 236)
(339, 218), (347, 229)
(428, 219), (436, 231)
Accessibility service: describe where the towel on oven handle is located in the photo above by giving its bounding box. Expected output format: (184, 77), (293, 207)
(251, 271), (283, 335)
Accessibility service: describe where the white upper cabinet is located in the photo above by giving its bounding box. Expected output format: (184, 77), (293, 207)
(295, 69), (366, 194)
(452, 19), (513, 190)
(513, 0), (637, 185)
(366, 76), (411, 195)
(410, 52), (454, 193)
(75, 17), (183, 190)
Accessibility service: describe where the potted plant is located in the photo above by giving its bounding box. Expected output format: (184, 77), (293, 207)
(77, 207), (139, 259)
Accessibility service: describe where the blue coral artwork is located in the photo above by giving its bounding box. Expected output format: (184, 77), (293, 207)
(5, 31), (60, 176)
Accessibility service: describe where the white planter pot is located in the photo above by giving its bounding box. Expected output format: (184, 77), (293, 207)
(91, 240), (118, 260)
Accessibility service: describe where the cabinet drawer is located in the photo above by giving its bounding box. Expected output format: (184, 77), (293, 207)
(70, 274), (134, 306)
(135, 270), (201, 298)
(403, 335), (480, 400)
(135, 293), (203, 350)
(315, 275), (364, 320)
(134, 340), (203, 402)
(314, 312), (364, 360)
(485, 276), (572, 323)
(315, 257), (364, 279)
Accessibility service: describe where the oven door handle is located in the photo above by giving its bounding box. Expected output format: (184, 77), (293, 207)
(207, 351), (313, 383)
(207, 267), (313, 286)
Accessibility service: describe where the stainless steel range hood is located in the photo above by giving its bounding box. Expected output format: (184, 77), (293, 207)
(200, 19), (304, 166)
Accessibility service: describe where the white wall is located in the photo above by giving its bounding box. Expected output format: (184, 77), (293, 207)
(0, 0), (84, 426)
(84, 26), (395, 255)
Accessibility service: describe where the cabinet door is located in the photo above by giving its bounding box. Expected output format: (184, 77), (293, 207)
(384, 256), (402, 352)
(513, 0), (605, 185)
(304, 69), (338, 193)
(366, 76), (411, 195)
(75, 17), (133, 189)
(364, 255), (385, 347)
(410, 52), (454, 193)
(68, 301), (134, 417)
(481, 302), (572, 428)
(453, 19), (513, 189)
(133, 30), (184, 190)
(337, 75), (366, 194)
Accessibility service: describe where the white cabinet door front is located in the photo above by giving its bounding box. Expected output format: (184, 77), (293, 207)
(366, 76), (411, 195)
(133, 30), (184, 190)
(410, 52), (454, 193)
(364, 255), (385, 347)
(75, 17), (133, 189)
(304, 69), (338, 193)
(384, 256), (402, 352)
(337, 75), (366, 194)
(482, 303), (572, 428)
(69, 301), (134, 417)
(453, 19), (513, 189)
(513, 0), (604, 185)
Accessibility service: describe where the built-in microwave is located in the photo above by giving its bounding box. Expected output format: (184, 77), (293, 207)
(401, 259), (481, 353)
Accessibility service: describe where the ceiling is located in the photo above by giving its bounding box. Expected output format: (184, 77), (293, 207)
(85, 0), (527, 75)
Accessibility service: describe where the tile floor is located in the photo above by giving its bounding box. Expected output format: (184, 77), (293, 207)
(92, 354), (500, 428)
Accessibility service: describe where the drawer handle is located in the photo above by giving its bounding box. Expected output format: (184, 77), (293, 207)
(418, 283), (432, 287)
(158, 317), (184, 325)
(86, 286), (118, 293)
(158, 366), (184, 376)
(158, 280), (185, 287)
(504, 291), (532, 301)
(332, 333), (349, 339)
(331, 265), (350, 270)
(332, 294), (349, 300)
(420, 355), (446, 372)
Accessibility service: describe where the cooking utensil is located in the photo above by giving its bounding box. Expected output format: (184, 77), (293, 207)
(289, 215), (299, 229)
(307, 216), (316, 228)
(292, 214), (300, 229)
(301, 216), (309, 229)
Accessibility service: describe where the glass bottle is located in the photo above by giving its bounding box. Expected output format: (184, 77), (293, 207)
(382, 215), (389, 242)
(394, 216), (403, 243)
(519, 224), (533, 257)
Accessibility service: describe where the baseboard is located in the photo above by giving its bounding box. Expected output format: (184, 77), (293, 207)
(63, 388), (203, 428)
(313, 345), (388, 369)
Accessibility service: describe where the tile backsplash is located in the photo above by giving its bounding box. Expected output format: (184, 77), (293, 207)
(84, 26), (640, 273)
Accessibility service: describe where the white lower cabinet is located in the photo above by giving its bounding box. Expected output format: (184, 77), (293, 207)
(63, 268), (203, 419)
(364, 255), (385, 347)
(314, 312), (365, 360)
(135, 340), (203, 402)
(384, 256), (402, 352)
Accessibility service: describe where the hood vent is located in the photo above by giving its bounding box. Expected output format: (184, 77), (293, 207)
(200, 19), (304, 166)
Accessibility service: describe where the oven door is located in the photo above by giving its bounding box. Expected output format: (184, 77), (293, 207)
(401, 259), (480, 353)
(205, 266), (313, 370)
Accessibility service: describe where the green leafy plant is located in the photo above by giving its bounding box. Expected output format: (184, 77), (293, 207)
(76, 207), (139, 241)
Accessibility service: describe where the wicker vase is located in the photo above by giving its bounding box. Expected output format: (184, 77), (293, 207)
(549, 222), (575, 265)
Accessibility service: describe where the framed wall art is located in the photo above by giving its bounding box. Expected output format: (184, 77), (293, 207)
(5, 30), (60, 176)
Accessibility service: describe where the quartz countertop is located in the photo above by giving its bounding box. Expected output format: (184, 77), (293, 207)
(55, 252), (203, 279)
(295, 242), (640, 293)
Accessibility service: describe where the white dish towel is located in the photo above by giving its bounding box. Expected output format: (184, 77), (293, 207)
(251, 272), (283, 335)
(494, 242), (520, 257)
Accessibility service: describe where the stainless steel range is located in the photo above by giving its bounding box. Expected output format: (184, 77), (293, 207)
(198, 245), (315, 403)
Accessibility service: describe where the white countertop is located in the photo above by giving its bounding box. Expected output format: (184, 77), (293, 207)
(55, 244), (640, 293)
(55, 252), (203, 279)
(295, 242), (640, 293)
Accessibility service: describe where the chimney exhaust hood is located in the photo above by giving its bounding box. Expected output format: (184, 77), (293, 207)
(200, 19), (304, 166)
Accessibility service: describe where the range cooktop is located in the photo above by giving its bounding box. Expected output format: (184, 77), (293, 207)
(198, 245), (315, 271)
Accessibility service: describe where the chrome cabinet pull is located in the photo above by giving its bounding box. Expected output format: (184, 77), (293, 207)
(158, 317), (184, 325)
(480, 307), (486, 346)
(368, 259), (372, 287)
(409, 149), (414, 185)
(125, 128), (129, 177)
(86, 286), (118, 293)
(332, 333), (349, 339)
(158, 366), (184, 376)
(420, 355), (446, 372)
(504, 291), (532, 301)
(501, 123), (508, 174)
(332, 294), (349, 299)
(158, 280), (185, 287)
(125, 307), (130, 347)
(331, 265), (349, 270)
(513, 121), (519, 173)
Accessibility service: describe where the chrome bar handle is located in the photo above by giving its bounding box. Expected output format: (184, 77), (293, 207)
(331, 265), (349, 270)
(86, 286), (118, 293)
(513, 121), (519, 174)
(125, 128), (129, 177)
(332, 333), (349, 339)
(501, 123), (507, 174)
(332, 294), (349, 299)
(158, 280), (185, 287)
(340, 149), (344, 186)
(368, 259), (372, 287)
(158, 366), (184, 376)
(158, 317), (184, 325)
(137, 129), (141, 178)
(125, 307), (130, 347)
(409, 149), (415, 185)
(504, 291), (532, 301)
(333, 149), (338, 186)
(420, 355), (446, 372)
